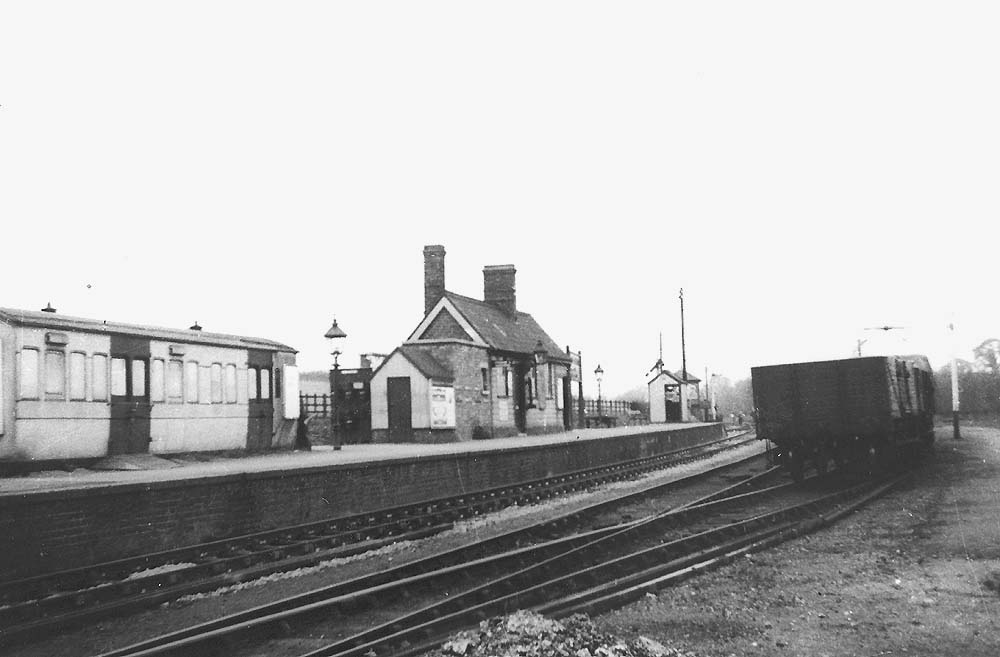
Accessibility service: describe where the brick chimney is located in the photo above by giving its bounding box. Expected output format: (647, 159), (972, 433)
(423, 245), (446, 315)
(483, 264), (516, 314)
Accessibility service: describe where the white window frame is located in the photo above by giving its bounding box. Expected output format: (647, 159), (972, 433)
(167, 359), (183, 403)
(150, 358), (165, 402)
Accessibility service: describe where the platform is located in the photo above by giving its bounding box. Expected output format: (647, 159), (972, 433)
(1, 422), (727, 581)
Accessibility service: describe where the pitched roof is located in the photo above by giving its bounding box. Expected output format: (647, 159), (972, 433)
(395, 345), (454, 382)
(443, 292), (570, 362)
(0, 307), (296, 352)
(672, 369), (701, 383)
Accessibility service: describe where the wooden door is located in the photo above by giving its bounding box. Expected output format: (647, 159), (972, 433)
(247, 350), (274, 451)
(109, 335), (151, 454)
(387, 377), (412, 442)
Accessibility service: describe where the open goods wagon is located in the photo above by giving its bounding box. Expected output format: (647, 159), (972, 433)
(751, 355), (935, 480)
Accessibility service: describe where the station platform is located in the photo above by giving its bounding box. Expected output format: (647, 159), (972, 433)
(1, 422), (728, 581)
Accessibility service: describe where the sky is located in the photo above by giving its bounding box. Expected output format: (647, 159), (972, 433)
(2, 2), (998, 398)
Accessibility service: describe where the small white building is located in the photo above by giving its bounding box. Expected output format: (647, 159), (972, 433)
(647, 368), (702, 423)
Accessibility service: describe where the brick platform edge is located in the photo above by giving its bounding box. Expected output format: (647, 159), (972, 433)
(0, 423), (725, 581)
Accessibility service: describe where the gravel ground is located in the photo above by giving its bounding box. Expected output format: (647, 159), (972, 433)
(593, 424), (1000, 657)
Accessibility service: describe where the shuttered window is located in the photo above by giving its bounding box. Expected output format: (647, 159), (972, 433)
(184, 361), (199, 402)
(210, 364), (223, 403)
(151, 359), (165, 402)
(19, 349), (39, 399)
(225, 364), (237, 403)
(92, 354), (108, 401)
(167, 360), (183, 402)
(45, 351), (66, 399)
(70, 352), (87, 400)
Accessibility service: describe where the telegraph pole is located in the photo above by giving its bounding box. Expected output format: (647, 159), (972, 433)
(679, 288), (687, 381)
(950, 322), (961, 440)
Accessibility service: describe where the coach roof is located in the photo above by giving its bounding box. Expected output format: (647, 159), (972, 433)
(0, 307), (296, 353)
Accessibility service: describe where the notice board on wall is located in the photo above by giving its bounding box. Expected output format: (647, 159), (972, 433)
(429, 385), (455, 429)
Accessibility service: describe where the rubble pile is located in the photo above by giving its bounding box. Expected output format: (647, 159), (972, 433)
(431, 610), (695, 657)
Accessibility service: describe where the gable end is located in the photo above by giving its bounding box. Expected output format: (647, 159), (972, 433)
(418, 309), (473, 342)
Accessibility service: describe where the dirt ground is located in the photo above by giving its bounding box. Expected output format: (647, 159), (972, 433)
(595, 424), (1000, 656)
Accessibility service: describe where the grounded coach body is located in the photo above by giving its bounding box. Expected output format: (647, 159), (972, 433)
(0, 307), (300, 464)
(751, 355), (935, 480)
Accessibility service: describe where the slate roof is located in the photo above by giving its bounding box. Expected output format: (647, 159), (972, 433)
(395, 345), (454, 382)
(443, 292), (571, 363)
(0, 307), (296, 352)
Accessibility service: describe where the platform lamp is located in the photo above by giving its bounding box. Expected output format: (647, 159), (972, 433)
(533, 340), (547, 411)
(325, 318), (347, 450)
(594, 364), (604, 417)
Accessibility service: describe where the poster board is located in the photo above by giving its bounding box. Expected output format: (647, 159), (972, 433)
(429, 384), (455, 429)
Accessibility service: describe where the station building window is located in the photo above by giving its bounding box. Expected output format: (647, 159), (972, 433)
(167, 360), (183, 402)
(45, 350), (66, 400)
(19, 348), (39, 399)
(481, 367), (489, 394)
(92, 354), (108, 401)
(70, 352), (87, 400)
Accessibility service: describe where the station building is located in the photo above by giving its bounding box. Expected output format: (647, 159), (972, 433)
(369, 245), (573, 442)
(647, 366), (703, 423)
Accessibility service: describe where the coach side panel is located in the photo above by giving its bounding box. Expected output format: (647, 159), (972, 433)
(3, 326), (112, 460)
(147, 341), (250, 454)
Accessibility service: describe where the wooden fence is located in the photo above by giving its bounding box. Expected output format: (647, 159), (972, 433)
(300, 393), (332, 417)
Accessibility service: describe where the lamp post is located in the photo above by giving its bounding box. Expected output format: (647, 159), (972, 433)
(709, 373), (720, 422)
(533, 340), (547, 411)
(325, 318), (347, 450)
(594, 364), (604, 417)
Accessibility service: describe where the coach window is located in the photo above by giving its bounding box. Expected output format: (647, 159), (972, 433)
(198, 365), (211, 403)
(224, 364), (237, 403)
(150, 359), (165, 402)
(45, 350), (66, 400)
(19, 348), (40, 399)
(274, 367), (282, 399)
(111, 357), (127, 396)
(92, 354), (108, 401)
(248, 367), (259, 400)
(70, 352), (87, 400)
(167, 360), (183, 402)
(184, 361), (199, 403)
(260, 368), (271, 399)
(210, 363), (223, 403)
(131, 359), (147, 398)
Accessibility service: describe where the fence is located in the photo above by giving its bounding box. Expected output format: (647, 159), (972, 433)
(576, 398), (636, 417)
(300, 393), (332, 417)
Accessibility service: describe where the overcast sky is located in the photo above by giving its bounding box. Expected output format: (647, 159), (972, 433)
(2, 2), (998, 397)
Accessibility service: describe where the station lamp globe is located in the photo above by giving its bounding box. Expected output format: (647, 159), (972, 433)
(324, 318), (347, 450)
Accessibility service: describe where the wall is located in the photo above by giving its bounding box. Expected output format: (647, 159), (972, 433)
(418, 343), (490, 441)
(0, 422), (725, 581)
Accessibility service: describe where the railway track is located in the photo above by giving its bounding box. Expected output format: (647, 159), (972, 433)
(83, 450), (784, 657)
(91, 464), (906, 657)
(0, 432), (758, 646)
(300, 473), (907, 657)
